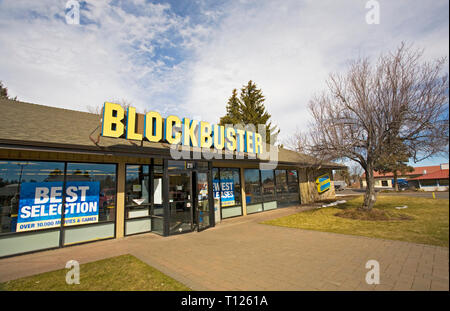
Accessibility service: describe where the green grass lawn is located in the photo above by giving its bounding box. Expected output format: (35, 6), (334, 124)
(262, 196), (449, 247)
(0, 254), (191, 291)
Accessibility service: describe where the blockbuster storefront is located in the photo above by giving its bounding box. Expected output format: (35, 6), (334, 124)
(0, 99), (343, 258)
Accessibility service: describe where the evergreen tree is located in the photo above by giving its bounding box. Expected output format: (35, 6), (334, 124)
(219, 89), (241, 125)
(219, 80), (280, 144)
(0, 81), (17, 100)
(1, 81), (9, 98)
(374, 138), (414, 191)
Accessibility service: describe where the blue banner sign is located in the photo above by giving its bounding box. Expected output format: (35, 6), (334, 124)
(17, 181), (100, 232)
(213, 179), (235, 207)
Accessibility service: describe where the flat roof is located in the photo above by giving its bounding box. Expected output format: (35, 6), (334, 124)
(0, 98), (345, 169)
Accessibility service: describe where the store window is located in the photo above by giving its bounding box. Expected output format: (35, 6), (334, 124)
(275, 170), (289, 207)
(286, 170), (300, 205)
(125, 163), (164, 236)
(65, 163), (116, 223)
(261, 170), (276, 202)
(126, 165), (150, 219)
(0, 161), (65, 235)
(125, 165), (150, 236)
(62, 163), (116, 245)
(0, 160), (117, 257)
(244, 169), (262, 204)
(196, 171), (210, 230)
(220, 168), (242, 207)
(213, 168), (242, 219)
(244, 169), (263, 214)
(261, 169), (277, 210)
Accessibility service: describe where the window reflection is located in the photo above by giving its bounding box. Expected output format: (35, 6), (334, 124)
(261, 170), (276, 202)
(244, 169), (262, 204)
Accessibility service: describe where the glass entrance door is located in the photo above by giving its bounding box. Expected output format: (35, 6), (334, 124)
(194, 172), (210, 231)
(168, 172), (193, 234)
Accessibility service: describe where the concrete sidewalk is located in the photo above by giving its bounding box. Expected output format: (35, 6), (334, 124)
(0, 206), (448, 291)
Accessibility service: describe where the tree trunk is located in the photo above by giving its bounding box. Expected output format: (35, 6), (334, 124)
(393, 171), (399, 192)
(363, 167), (377, 210)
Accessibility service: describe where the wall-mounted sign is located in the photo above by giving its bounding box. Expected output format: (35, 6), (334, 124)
(17, 181), (100, 232)
(316, 174), (331, 193)
(101, 102), (264, 155)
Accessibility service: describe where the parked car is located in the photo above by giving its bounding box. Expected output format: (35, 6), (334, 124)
(398, 183), (409, 191)
(334, 181), (347, 191)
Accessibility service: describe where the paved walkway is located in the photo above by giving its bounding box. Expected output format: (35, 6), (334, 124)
(0, 206), (448, 291)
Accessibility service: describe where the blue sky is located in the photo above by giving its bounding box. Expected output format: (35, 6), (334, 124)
(0, 0), (448, 166)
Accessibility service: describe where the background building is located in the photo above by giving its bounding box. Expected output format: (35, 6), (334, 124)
(361, 164), (449, 191)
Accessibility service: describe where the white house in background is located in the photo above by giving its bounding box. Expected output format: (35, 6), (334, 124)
(361, 163), (449, 191)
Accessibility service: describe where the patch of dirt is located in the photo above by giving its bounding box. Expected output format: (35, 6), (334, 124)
(334, 208), (414, 221)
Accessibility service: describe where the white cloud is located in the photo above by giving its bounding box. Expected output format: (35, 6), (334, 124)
(0, 0), (209, 114)
(184, 0), (449, 143)
(0, 0), (448, 152)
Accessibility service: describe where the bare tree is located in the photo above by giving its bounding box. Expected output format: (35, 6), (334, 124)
(307, 43), (449, 210)
(86, 104), (103, 115)
(349, 163), (364, 187)
(283, 128), (310, 153)
(86, 98), (135, 116)
(86, 98), (137, 146)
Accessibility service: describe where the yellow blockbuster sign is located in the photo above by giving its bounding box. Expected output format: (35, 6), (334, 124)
(100, 102), (264, 154)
